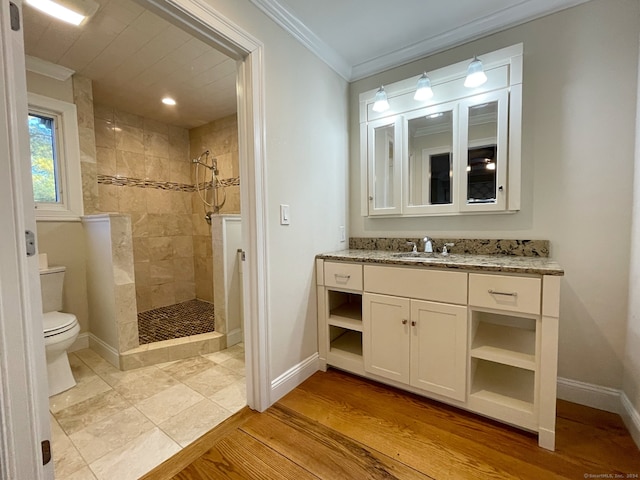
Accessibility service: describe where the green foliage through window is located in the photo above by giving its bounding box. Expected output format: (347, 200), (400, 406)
(29, 113), (58, 203)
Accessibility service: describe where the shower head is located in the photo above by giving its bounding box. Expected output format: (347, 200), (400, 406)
(192, 150), (210, 164)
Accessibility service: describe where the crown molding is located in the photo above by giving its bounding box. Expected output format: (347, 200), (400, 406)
(25, 56), (75, 81)
(249, 0), (351, 80)
(350, 0), (590, 80)
(250, 0), (589, 82)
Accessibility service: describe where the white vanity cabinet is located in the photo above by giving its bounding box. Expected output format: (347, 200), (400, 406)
(363, 293), (467, 401)
(316, 257), (561, 451)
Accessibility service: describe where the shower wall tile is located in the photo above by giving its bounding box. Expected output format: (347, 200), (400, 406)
(81, 162), (99, 216)
(94, 104), (114, 122)
(173, 259), (195, 284)
(96, 147), (116, 175)
(94, 118), (116, 149)
(175, 282), (196, 304)
(144, 131), (169, 158)
(116, 125), (144, 154)
(148, 237), (173, 261)
(149, 260), (174, 286)
(134, 262), (150, 286)
(118, 187), (146, 214)
(98, 184), (118, 212)
(133, 237), (151, 262)
(173, 236), (194, 258)
(73, 75), (98, 215)
(144, 118), (169, 136)
(131, 213), (149, 238)
(116, 151), (145, 179)
(115, 110), (143, 129)
(151, 284), (175, 309)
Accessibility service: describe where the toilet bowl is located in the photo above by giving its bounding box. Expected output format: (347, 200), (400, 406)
(40, 266), (80, 397)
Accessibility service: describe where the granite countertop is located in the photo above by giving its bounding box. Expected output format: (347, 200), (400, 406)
(316, 249), (564, 276)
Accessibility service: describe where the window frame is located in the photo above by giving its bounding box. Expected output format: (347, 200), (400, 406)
(27, 93), (83, 221)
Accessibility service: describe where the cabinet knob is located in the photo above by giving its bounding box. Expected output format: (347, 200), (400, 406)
(411, 321), (416, 327)
(402, 319), (408, 325)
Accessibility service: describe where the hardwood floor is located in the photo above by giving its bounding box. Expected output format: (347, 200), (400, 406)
(142, 369), (640, 480)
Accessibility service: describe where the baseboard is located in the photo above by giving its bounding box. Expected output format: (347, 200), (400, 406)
(270, 353), (319, 404)
(620, 392), (640, 449)
(68, 332), (89, 353)
(557, 377), (622, 414)
(88, 334), (119, 368)
(226, 328), (243, 347)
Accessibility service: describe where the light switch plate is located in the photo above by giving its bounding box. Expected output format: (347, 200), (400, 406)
(280, 204), (290, 225)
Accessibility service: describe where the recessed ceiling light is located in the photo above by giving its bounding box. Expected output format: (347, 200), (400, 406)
(26, 0), (99, 26)
(162, 97), (176, 106)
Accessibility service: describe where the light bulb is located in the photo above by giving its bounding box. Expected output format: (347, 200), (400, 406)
(414, 72), (433, 101)
(464, 56), (488, 88)
(372, 86), (390, 113)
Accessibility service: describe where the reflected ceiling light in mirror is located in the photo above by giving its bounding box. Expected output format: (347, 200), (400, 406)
(464, 56), (488, 88)
(26, 0), (99, 25)
(414, 72), (434, 101)
(162, 97), (177, 106)
(372, 86), (390, 113)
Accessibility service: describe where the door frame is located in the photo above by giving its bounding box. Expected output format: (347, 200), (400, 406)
(140, 0), (271, 413)
(0, 0), (271, 477)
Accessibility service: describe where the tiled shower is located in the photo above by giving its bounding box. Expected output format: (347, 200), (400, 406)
(91, 103), (240, 350)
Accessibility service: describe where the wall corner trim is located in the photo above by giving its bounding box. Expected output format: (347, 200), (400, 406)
(620, 392), (640, 449)
(270, 353), (319, 404)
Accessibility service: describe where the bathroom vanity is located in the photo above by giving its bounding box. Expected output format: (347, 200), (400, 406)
(315, 247), (563, 450)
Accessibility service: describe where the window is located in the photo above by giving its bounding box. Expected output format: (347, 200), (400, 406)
(28, 93), (83, 220)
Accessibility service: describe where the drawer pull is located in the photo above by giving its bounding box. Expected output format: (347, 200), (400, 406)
(334, 274), (351, 281)
(488, 289), (518, 297)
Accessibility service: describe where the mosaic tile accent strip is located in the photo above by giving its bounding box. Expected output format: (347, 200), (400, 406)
(349, 237), (550, 257)
(137, 299), (215, 345)
(97, 174), (240, 192)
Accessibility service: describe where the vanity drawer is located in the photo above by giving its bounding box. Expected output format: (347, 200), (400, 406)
(469, 273), (541, 314)
(364, 265), (467, 305)
(324, 262), (363, 291)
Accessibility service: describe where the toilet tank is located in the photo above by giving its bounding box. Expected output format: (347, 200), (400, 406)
(39, 266), (66, 313)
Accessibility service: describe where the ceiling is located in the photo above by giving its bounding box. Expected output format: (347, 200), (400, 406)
(23, 0), (589, 129)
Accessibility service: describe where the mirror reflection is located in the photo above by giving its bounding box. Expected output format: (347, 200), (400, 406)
(408, 110), (453, 206)
(467, 102), (498, 204)
(373, 123), (395, 209)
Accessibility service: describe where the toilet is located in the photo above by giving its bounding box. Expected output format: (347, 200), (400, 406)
(40, 266), (80, 397)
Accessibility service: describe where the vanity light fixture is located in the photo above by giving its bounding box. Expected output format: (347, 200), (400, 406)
(26, 0), (99, 26)
(414, 72), (434, 101)
(162, 97), (177, 106)
(464, 56), (488, 88)
(372, 86), (390, 113)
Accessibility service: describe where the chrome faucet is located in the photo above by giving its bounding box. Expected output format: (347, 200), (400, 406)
(442, 242), (455, 256)
(423, 236), (433, 253)
(406, 241), (418, 253)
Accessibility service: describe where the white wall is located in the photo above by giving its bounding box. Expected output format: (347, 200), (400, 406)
(349, 0), (639, 391)
(201, 1), (349, 383)
(623, 31), (640, 445)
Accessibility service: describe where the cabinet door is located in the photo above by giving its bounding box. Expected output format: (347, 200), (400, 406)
(410, 300), (467, 401)
(367, 117), (403, 215)
(363, 293), (410, 383)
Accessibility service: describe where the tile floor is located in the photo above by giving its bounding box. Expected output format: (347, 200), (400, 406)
(49, 344), (246, 480)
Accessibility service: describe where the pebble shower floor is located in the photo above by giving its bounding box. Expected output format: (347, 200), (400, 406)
(137, 299), (215, 344)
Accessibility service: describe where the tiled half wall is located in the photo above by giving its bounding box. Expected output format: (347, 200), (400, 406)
(93, 106), (239, 312)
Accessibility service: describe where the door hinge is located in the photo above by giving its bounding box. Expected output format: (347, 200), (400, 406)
(25, 230), (36, 256)
(41, 440), (51, 465)
(9, 2), (20, 31)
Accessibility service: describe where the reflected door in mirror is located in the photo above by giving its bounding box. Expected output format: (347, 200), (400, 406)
(467, 101), (498, 204)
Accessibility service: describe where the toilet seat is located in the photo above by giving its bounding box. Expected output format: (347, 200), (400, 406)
(43, 311), (78, 337)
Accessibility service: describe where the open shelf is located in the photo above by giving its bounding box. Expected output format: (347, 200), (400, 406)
(328, 290), (363, 331)
(327, 327), (364, 374)
(470, 311), (536, 370)
(468, 359), (536, 428)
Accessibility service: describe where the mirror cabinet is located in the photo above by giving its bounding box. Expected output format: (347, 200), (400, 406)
(360, 44), (522, 217)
